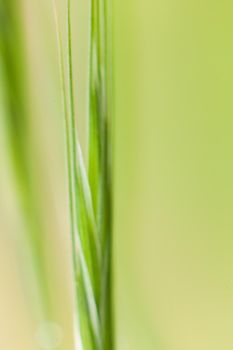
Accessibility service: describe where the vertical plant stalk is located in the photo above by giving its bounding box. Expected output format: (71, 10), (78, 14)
(88, 0), (114, 348)
(53, 0), (114, 348)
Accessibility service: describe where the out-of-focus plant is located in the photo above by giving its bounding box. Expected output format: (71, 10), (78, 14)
(53, 0), (114, 348)
(0, 0), (52, 322)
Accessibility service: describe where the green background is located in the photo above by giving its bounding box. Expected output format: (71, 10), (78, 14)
(115, 0), (233, 348)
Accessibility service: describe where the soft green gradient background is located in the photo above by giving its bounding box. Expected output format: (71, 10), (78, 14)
(1, 0), (233, 349)
(115, 0), (233, 349)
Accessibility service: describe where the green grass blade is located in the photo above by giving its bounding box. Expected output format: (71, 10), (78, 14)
(67, 0), (102, 347)
(88, 0), (114, 348)
(53, 0), (114, 348)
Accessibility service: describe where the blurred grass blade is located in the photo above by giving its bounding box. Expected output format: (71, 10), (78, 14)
(0, 0), (53, 321)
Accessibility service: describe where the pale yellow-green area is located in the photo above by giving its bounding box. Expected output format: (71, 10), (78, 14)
(115, 0), (233, 349)
(1, 0), (233, 349)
